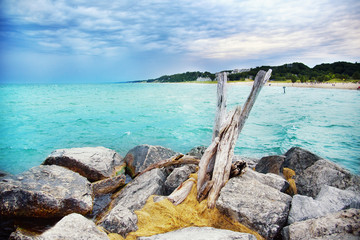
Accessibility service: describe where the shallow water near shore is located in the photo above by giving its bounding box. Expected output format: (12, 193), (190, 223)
(0, 83), (359, 175)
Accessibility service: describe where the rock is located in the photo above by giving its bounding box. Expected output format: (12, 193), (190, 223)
(124, 144), (177, 177)
(90, 193), (112, 219)
(98, 168), (166, 236)
(255, 155), (285, 175)
(216, 177), (292, 239)
(282, 147), (321, 175)
(92, 174), (126, 196)
(164, 165), (197, 194)
(295, 159), (360, 197)
(138, 227), (257, 240)
(9, 229), (37, 240)
(282, 208), (360, 240)
(288, 185), (360, 224)
(0, 165), (92, 218)
(43, 147), (123, 182)
(0, 170), (8, 178)
(232, 155), (260, 169)
(241, 168), (289, 192)
(186, 146), (206, 159)
(40, 213), (108, 240)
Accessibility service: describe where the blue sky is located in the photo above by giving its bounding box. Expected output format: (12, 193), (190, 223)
(1, 0), (360, 83)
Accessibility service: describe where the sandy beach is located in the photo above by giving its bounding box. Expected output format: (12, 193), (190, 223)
(229, 81), (360, 90)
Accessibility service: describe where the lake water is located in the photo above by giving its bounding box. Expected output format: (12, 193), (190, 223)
(1, 83), (359, 175)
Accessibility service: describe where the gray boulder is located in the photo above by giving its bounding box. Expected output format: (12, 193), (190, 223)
(255, 155), (285, 175)
(164, 164), (197, 194)
(41, 213), (108, 240)
(98, 168), (166, 237)
(186, 146), (206, 159)
(241, 168), (289, 192)
(0, 165), (92, 218)
(138, 227), (257, 240)
(288, 185), (360, 224)
(43, 147), (123, 182)
(124, 144), (177, 177)
(282, 208), (360, 240)
(216, 176), (292, 239)
(295, 159), (360, 197)
(233, 155), (260, 169)
(282, 147), (321, 175)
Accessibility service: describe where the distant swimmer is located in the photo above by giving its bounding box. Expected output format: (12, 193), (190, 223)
(283, 86), (286, 94)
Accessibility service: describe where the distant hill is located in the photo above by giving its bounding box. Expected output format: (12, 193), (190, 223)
(140, 62), (360, 83)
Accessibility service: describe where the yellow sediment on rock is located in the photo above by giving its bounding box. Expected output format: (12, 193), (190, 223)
(122, 173), (264, 240)
(283, 168), (297, 195)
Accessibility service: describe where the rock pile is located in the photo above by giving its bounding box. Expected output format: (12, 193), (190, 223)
(0, 145), (359, 240)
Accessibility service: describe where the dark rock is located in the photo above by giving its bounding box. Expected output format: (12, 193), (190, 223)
(164, 164), (197, 194)
(282, 147), (321, 175)
(282, 208), (360, 240)
(295, 159), (360, 197)
(92, 174), (126, 196)
(232, 155), (260, 169)
(124, 144), (177, 177)
(186, 146), (207, 159)
(43, 147), (123, 182)
(98, 168), (166, 237)
(40, 213), (108, 240)
(241, 168), (289, 192)
(138, 227), (257, 240)
(255, 155), (285, 175)
(90, 193), (112, 219)
(0, 170), (8, 178)
(216, 176), (292, 239)
(288, 185), (360, 224)
(0, 165), (92, 218)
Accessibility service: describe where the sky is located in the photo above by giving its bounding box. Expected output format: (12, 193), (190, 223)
(1, 0), (360, 83)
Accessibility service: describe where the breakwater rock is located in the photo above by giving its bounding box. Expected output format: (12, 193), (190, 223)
(1, 145), (359, 240)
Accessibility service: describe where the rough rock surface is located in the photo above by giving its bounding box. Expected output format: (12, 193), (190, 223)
(282, 147), (321, 175)
(0, 165), (92, 218)
(124, 144), (177, 177)
(282, 208), (360, 240)
(186, 146), (207, 159)
(288, 185), (360, 224)
(98, 168), (166, 236)
(241, 168), (289, 192)
(92, 174), (126, 196)
(40, 213), (108, 240)
(43, 146), (123, 182)
(295, 159), (360, 197)
(232, 155), (260, 169)
(216, 176), (292, 239)
(138, 227), (257, 240)
(164, 164), (197, 194)
(255, 155), (285, 175)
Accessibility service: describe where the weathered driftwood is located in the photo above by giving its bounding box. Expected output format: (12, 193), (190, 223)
(197, 69), (272, 208)
(167, 177), (196, 205)
(212, 72), (228, 141)
(137, 154), (200, 177)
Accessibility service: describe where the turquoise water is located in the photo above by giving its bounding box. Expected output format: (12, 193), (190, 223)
(0, 83), (359, 175)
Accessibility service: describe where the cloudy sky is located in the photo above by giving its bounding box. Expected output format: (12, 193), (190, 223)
(1, 0), (360, 83)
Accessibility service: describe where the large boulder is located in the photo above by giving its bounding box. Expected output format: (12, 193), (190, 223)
(92, 174), (126, 196)
(282, 147), (321, 175)
(9, 213), (109, 240)
(241, 168), (289, 192)
(124, 144), (177, 177)
(0, 165), (92, 218)
(164, 164), (197, 194)
(43, 147), (123, 182)
(255, 155), (285, 175)
(98, 168), (166, 237)
(295, 159), (360, 197)
(288, 185), (360, 224)
(216, 176), (292, 239)
(138, 227), (257, 240)
(282, 208), (360, 240)
(186, 146), (206, 159)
